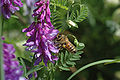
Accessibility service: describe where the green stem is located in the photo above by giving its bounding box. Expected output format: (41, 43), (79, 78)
(0, 16), (5, 80)
(67, 59), (115, 80)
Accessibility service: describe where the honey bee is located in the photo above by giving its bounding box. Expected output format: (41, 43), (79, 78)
(54, 33), (76, 53)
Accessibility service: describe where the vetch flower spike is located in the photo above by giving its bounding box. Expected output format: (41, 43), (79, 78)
(23, 0), (59, 66)
(0, 0), (23, 19)
(3, 43), (25, 80)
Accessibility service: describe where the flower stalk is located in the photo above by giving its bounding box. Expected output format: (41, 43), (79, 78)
(0, 16), (5, 80)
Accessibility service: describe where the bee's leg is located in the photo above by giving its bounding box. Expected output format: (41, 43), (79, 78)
(54, 43), (62, 50)
(62, 42), (67, 48)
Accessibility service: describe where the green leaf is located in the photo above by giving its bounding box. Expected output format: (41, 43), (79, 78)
(11, 15), (19, 19)
(18, 57), (27, 76)
(75, 5), (88, 22)
(66, 61), (76, 66)
(25, 65), (44, 77)
(59, 66), (70, 71)
(67, 59), (115, 80)
(65, 51), (69, 60)
(60, 52), (64, 65)
(18, 57), (32, 67)
(50, 2), (68, 10)
(71, 56), (81, 60)
(76, 43), (85, 50)
(57, 50), (82, 71)
(69, 34), (85, 50)
(62, 63), (69, 67)
(70, 11), (76, 20)
(36, 67), (48, 80)
(74, 38), (79, 46)
(75, 51), (83, 55)
(69, 57), (80, 61)
(69, 4), (88, 23)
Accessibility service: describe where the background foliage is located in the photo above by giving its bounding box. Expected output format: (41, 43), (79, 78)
(2, 0), (120, 80)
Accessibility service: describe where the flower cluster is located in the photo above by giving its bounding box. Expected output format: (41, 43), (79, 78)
(3, 43), (24, 80)
(22, 0), (59, 66)
(0, 0), (23, 19)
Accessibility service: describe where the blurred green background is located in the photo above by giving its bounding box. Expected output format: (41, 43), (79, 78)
(2, 0), (120, 80)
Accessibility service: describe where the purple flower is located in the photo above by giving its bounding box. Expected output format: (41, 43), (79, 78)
(28, 72), (37, 79)
(23, 0), (59, 66)
(0, 0), (23, 19)
(3, 43), (25, 80)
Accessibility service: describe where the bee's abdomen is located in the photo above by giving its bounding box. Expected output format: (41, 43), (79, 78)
(65, 42), (76, 53)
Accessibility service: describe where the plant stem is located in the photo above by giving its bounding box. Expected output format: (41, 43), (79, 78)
(0, 16), (5, 80)
(67, 59), (115, 80)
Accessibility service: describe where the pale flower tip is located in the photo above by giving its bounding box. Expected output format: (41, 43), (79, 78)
(19, 77), (26, 80)
(26, 32), (32, 36)
(6, 15), (10, 19)
(22, 28), (27, 32)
